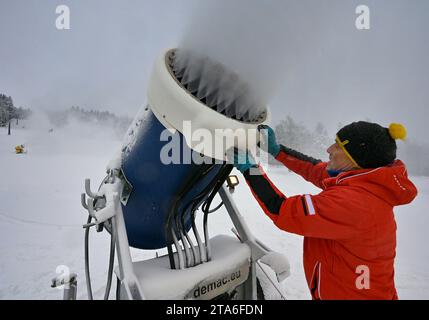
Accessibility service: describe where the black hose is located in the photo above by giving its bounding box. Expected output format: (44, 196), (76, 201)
(202, 165), (233, 214)
(179, 162), (231, 231)
(190, 203), (204, 264)
(178, 163), (232, 264)
(116, 277), (121, 300)
(166, 162), (232, 269)
(84, 215), (94, 300)
(177, 168), (223, 266)
(165, 164), (214, 269)
(103, 218), (116, 300)
(177, 213), (195, 267)
(84, 215), (116, 300)
(83, 175), (119, 300)
(174, 204), (191, 267)
(206, 201), (224, 213)
(202, 165), (234, 261)
(179, 207), (198, 265)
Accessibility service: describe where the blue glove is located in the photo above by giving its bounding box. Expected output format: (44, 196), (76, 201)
(258, 125), (280, 157)
(226, 148), (258, 174)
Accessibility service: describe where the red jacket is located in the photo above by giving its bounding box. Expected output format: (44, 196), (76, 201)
(243, 146), (418, 300)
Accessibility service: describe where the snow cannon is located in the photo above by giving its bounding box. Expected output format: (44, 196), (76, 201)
(76, 48), (293, 300)
(117, 48), (269, 252)
(15, 144), (25, 154)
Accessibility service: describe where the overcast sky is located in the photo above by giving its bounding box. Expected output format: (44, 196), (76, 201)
(1, 0), (428, 142)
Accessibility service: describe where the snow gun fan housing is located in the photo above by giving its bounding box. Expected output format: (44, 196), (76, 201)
(119, 48), (269, 252)
(148, 48), (269, 160)
(168, 49), (267, 124)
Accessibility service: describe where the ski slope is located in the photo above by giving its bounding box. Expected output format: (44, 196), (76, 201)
(0, 120), (428, 300)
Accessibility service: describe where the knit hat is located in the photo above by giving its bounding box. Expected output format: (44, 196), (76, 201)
(336, 122), (407, 169)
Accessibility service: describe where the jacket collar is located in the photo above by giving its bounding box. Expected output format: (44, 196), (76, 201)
(323, 166), (379, 188)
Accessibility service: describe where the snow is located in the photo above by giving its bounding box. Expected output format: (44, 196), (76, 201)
(256, 261), (286, 300)
(120, 105), (151, 159)
(130, 235), (251, 300)
(1, 120), (428, 300)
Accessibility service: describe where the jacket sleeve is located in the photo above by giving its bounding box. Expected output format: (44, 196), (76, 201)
(274, 145), (329, 189)
(243, 166), (370, 240)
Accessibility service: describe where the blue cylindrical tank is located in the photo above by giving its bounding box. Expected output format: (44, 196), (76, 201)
(121, 107), (223, 249)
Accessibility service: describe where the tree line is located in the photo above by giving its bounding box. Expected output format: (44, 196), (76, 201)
(273, 116), (331, 162)
(273, 115), (429, 177)
(0, 94), (31, 131)
(47, 106), (132, 138)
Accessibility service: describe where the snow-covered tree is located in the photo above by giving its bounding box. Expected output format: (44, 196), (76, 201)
(0, 94), (14, 126)
(0, 94), (31, 130)
(274, 116), (330, 161)
(46, 106), (132, 138)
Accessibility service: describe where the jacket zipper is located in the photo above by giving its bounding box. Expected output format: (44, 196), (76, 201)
(310, 261), (322, 300)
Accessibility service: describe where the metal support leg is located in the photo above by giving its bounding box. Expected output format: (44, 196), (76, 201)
(218, 185), (268, 260)
(92, 178), (145, 300)
(218, 185), (270, 300)
(113, 203), (145, 300)
(51, 273), (77, 300)
(63, 278), (78, 300)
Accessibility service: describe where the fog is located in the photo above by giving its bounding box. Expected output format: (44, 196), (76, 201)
(1, 0), (428, 142)
(178, 1), (295, 108)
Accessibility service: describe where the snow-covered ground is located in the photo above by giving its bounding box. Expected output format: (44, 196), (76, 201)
(1, 120), (428, 299)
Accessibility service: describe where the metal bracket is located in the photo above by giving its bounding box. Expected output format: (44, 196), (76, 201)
(118, 169), (133, 206)
(51, 273), (78, 300)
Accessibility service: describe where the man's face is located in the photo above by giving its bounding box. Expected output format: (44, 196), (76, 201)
(326, 142), (357, 171)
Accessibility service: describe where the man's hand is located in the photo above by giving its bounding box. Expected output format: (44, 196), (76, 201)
(226, 147), (258, 174)
(258, 124), (280, 157)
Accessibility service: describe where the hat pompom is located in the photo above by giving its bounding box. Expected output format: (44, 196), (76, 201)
(388, 123), (407, 141)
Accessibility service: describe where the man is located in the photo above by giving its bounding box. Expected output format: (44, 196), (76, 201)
(227, 121), (417, 300)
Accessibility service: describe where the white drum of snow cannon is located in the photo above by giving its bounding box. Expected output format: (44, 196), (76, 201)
(147, 48), (271, 159)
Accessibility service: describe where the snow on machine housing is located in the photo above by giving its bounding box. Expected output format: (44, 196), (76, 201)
(73, 49), (291, 300)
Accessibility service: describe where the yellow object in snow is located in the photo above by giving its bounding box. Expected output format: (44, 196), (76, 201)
(15, 145), (25, 154)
